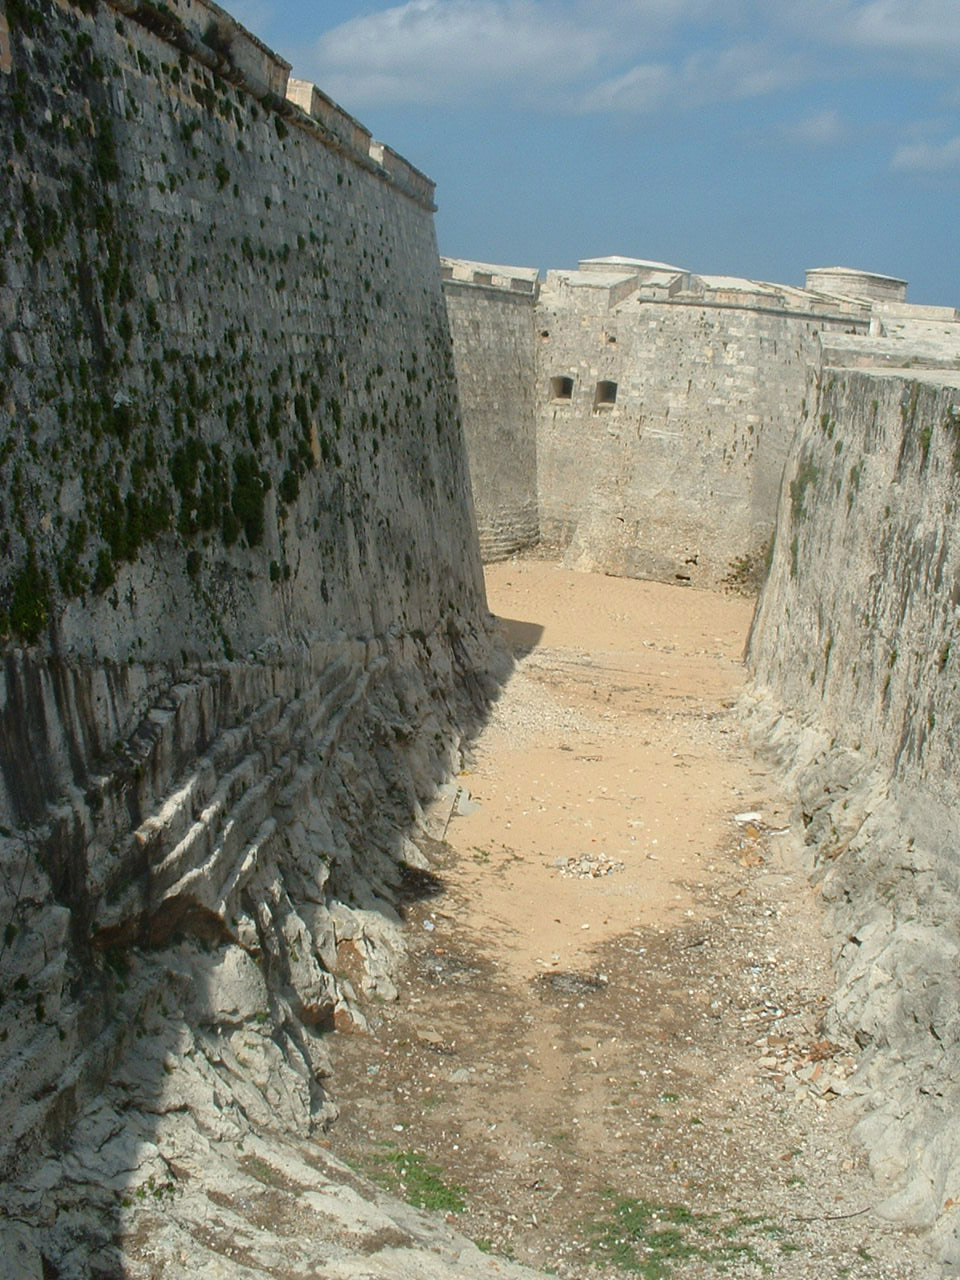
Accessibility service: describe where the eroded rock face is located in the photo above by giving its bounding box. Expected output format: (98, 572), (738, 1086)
(746, 364), (960, 1267)
(0, 0), (507, 1273)
(0, 619), (509, 1273)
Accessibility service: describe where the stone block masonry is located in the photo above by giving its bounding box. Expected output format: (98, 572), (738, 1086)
(444, 256), (875, 588)
(0, 1), (503, 1272)
(0, 0), (475, 671)
(442, 259), (540, 561)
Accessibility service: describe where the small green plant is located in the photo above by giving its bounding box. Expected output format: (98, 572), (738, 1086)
(8, 546), (50, 643)
(370, 1147), (466, 1213)
(584, 1195), (785, 1278)
(231, 452), (267, 546)
(201, 18), (232, 58)
(918, 421), (933, 465)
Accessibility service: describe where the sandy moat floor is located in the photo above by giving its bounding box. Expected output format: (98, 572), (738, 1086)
(324, 561), (937, 1279)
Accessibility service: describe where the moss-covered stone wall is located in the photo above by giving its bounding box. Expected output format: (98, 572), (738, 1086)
(0, 0), (482, 666)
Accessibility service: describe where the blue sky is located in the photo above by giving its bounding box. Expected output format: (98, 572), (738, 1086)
(228, 1), (960, 305)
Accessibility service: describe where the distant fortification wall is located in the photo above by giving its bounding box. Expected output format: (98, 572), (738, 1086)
(746, 351), (960, 1263)
(536, 272), (869, 586)
(442, 260), (539, 560)
(445, 258), (872, 588)
(0, 2), (496, 1270)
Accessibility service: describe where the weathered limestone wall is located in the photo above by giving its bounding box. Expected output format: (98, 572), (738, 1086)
(535, 274), (867, 587)
(0, 2), (500, 1272)
(746, 360), (960, 1264)
(751, 369), (960, 785)
(442, 259), (539, 561)
(445, 257), (872, 587)
(0, 0), (480, 675)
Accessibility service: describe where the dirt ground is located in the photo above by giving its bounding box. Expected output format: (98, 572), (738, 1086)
(324, 561), (937, 1279)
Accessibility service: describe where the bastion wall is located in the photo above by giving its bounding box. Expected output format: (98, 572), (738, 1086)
(442, 259), (540, 560)
(444, 258), (872, 587)
(0, 1), (499, 1268)
(745, 340), (960, 1261)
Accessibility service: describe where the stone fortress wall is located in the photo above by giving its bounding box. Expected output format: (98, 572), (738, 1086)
(6, 0), (960, 1272)
(746, 354), (960, 1265)
(444, 254), (960, 589)
(0, 2), (511, 1274)
(442, 259), (540, 560)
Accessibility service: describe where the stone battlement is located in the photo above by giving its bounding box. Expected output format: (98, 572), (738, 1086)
(442, 257), (540, 296)
(289, 78), (436, 209)
(100, 1), (434, 210)
(110, 0), (290, 96)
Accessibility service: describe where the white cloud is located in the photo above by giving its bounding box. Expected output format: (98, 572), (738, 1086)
(304, 0), (799, 113)
(579, 41), (806, 114)
(578, 63), (671, 113)
(774, 0), (960, 66)
(891, 135), (960, 171)
(309, 0), (605, 106)
(296, 0), (960, 117)
(846, 0), (960, 57)
(783, 108), (849, 146)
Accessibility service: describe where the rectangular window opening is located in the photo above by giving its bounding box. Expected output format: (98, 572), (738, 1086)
(594, 380), (618, 407)
(550, 375), (574, 401)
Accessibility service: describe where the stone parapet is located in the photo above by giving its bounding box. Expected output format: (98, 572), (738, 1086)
(442, 258), (540, 295)
(108, 0), (290, 97)
(286, 79), (436, 209)
(286, 77), (372, 154)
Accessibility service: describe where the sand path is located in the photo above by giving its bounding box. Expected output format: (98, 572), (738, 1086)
(446, 559), (767, 979)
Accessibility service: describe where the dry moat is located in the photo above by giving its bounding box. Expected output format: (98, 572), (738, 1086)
(323, 562), (936, 1279)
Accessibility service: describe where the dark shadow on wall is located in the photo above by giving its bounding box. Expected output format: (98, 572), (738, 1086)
(0, 614), (514, 1278)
